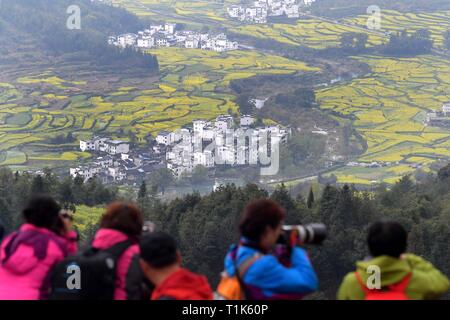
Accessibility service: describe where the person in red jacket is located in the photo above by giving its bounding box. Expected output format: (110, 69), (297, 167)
(139, 232), (213, 300)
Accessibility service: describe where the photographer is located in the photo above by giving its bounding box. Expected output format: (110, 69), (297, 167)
(0, 195), (77, 300)
(220, 199), (318, 300)
(338, 221), (450, 300)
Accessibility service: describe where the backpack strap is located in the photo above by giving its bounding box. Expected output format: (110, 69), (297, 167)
(354, 271), (371, 294)
(387, 273), (412, 292)
(88, 239), (134, 263)
(103, 239), (134, 260)
(355, 271), (412, 293)
(237, 254), (262, 278)
(234, 250), (262, 300)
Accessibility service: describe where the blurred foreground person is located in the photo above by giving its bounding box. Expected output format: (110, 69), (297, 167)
(91, 202), (145, 300)
(217, 199), (318, 300)
(50, 201), (147, 300)
(0, 195), (77, 299)
(338, 220), (450, 300)
(139, 232), (213, 300)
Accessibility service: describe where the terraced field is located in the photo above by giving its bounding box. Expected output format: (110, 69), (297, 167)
(344, 10), (450, 49)
(114, 0), (386, 49)
(112, 0), (236, 26)
(318, 54), (450, 185)
(0, 49), (317, 169)
(3, 0), (450, 185)
(230, 19), (386, 49)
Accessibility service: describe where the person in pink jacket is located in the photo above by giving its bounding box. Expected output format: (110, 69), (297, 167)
(0, 195), (78, 300)
(91, 201), (149, 300)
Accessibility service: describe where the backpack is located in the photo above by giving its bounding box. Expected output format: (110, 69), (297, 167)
(216, 249), (261, 300)
(355, 271), (412, 300)
(48, 240), (133, 300)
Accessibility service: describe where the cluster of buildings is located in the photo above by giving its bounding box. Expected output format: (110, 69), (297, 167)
(69, 115), (290, 182)
(227, 0), (315, 24)
(426, 103), (450, 128)
(346, 161), (391, 168)
(108, 23), (239, 52)
(70, 137), (164, 183)
(156, 115), (291, 178)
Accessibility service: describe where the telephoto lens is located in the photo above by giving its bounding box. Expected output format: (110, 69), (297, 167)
(282, 223), (327, 245)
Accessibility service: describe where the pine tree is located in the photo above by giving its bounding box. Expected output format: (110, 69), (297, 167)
(137, 181), (148, 212)
(307, 186), (315, 209)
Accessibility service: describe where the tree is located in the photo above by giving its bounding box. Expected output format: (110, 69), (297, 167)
(191, 165), (209, 185)
(384, 28), (433, 56)
(59, 176), (74, 204)
(137, 181), (148, 212)
(307, 186), (315, 209)
(339, 32), (368, 51)
(149, 168), (174, 195)
(445, 30), (450, 50)
(31, 175), (46, 195)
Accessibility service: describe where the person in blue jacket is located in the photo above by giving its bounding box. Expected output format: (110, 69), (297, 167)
(223, 198), (318, 300)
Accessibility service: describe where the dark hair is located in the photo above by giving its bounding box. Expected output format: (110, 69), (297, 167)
(22, 194), (62, 233)
(239, 199), (285, 242)
(368, 221), (408, 258)
(100, 202), (143, 238)
(139, 232), (178, 268)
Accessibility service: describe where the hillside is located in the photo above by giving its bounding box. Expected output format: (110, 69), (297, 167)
(0, 0), (158, 73)
(311, 0), (450, 18)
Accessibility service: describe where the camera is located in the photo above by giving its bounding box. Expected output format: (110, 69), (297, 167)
(142, 221), (155, 233)
(279, 223), (327, 246)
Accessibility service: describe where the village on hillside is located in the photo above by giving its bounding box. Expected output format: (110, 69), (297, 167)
(227, 0), (316, 24)
(70, 115), (291, 184)
(108, 23), (239, 52)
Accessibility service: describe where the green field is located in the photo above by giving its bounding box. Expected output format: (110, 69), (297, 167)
(2, 0), (450, 185)
(344, 10), (450, 49)
(317, 54), (450, 185)
(0, 49), (317, 169)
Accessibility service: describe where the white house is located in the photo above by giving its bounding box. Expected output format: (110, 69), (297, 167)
(240, 115), (255, 126)
(156, 131), (171, 145)
(137, 36), (154, 48)
(185, 37), (200, 49)
(101, 140), (129, 155)
(443, 102), (450, 116)
(285, 4), (300, 18)
(165, 23), (176, 34)
(80, 139), (95, 152)
(117, 33), (137, 48)
(70, 166), (102, 181)
(93, 156), (113, 168)
(193, 119), (208, 133)
(155, 37), (168, 47)
(108, 167), (126, 181)
(193, 150), (214, 167)
(202, 126), (215, 141)
(215, 115), (234, 132)
(216, 145), (236, 165)
(227, 6), (244, 17)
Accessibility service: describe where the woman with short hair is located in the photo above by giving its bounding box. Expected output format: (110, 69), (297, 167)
(0, 195), (78, 300)
(91, 201), (146, 300)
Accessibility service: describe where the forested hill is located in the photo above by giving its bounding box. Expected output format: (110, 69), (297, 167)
(312, 0), (450, 18)
(1, 163), (450, 299)
(0, 0), (158, 73)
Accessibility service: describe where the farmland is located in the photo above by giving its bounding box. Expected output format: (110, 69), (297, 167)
(344, 10), (450, 49)
(318, 54), (450, 185)
(229, 19), (386, 49)
(2, 0), (450, 186)
(0, 49), (318, 170)
(111, 0), (236, 26)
